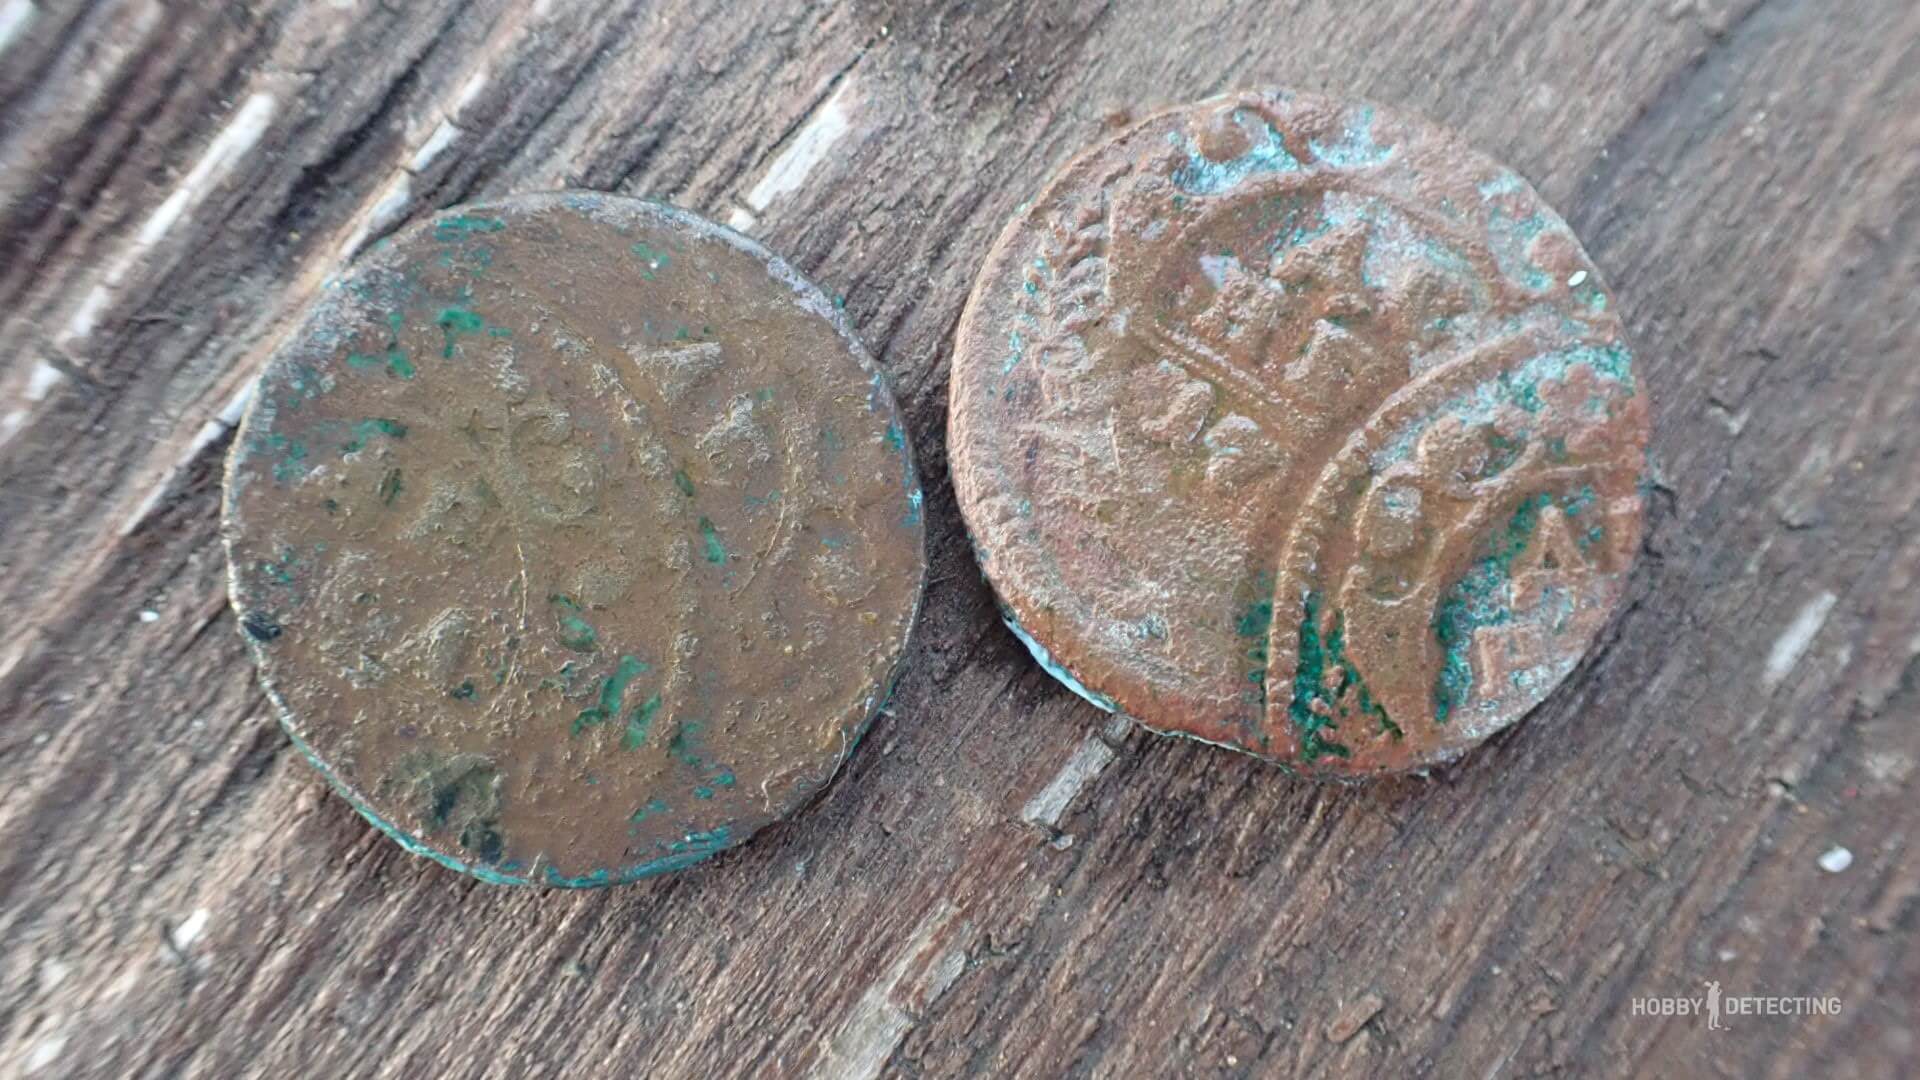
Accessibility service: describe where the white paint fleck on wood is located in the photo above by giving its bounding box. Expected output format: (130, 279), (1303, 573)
(407, 118), (463, 173)
(0, 0), (35, 57)
(62, 284), (113, 343)
(0, 360), (66, 441)
(24, 1024), (65, 1075)
(1709, 401), (1749, 435)
(364, 171), (415, 230)
(811, 900), (968, 1080)
(119, 479), (175, 538)
(39, 957), (70, 991)
(118, 385), (255, 536)
(217, 382), (256, 427)
(337, 171), (413, 259)
(57, 92), (278, 346)
(726, 206), (759, 232)
(0, 632), (35, 686)
(745, 78), (857, 213)
(182, 418), (228, 461)
(169, 908), (210, 950)
(453, 69), (490, 114)
(1764, 590), (1838, 688)
(1021, 732), (1117, 829)
(23, 359), (64, 401)
(130, 92), (279, 260)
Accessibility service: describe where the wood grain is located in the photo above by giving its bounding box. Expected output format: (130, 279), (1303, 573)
(3, 0), (1916, 1076)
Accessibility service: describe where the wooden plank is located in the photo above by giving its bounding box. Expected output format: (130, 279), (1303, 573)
(3, 0), (1917, 1075)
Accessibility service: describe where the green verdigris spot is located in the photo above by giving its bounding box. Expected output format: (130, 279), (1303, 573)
(625, 694), (662, 750)
(434, 215), (506, 241)
(573, 654), (649, 735)
(699, 517), (727, 564)
(631, 241), (670, 279)
(1237, 594), (1274, 706)
(347, 349), (415, 379)
(1431, 493), (1553, 723)
(549, 594), (599, 652)
(347, 311), (415, 378)
(558, 616), (597, 652)
(1286, 591), (1352, 762)
(436, 307), (486, 358)
(263, 433), (307, 484)
(630, 797), (669, 825)
(341, 418), (407, 454)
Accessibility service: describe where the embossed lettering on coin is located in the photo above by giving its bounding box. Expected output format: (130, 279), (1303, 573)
(225, 193), (925, 884)
(949, 89), (1648, 777)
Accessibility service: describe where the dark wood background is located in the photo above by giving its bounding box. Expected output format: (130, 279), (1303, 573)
(2, 1), (1915, 1076)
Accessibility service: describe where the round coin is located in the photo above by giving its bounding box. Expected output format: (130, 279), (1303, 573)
(950, 89), (1649, 777)
(225, 192), (925, 884)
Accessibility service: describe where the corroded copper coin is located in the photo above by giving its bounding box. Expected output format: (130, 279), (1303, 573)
(225, 193), (925, 884)
(950, 89), (1649, 777)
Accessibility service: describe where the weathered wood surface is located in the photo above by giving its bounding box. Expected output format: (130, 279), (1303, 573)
(2, 0), (1916, 1076)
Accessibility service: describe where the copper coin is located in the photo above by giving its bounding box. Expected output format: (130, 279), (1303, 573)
(950, 89), (1649, 777)
(224, 193), (925, 884)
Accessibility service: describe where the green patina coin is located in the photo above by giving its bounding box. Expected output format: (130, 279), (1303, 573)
(224, 193), (925, 885)
(950, 88), (1649, 777)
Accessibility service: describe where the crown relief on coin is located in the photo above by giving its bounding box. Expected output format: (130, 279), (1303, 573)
(949, 88), (1650, 778)
(224, 193), (925, 885)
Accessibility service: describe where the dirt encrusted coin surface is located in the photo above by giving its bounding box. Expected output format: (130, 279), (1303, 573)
(225, 193), (925, 885)
(949, 88), (1649, 778)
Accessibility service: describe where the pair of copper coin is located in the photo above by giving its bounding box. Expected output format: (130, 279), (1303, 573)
(226, 88), (1647, 885)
